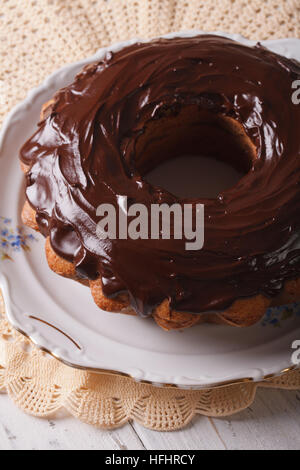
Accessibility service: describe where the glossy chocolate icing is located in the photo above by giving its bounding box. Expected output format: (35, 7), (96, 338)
(20, 35), (300, 316)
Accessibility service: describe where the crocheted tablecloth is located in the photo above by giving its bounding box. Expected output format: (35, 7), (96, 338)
(0, 0), (299, 430)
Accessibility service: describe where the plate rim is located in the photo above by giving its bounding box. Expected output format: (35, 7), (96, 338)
(1, 30), (300, 389)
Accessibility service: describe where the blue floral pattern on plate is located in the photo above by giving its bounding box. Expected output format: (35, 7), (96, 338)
(0, 216), (36, 261)
(261, 302), (300, 327)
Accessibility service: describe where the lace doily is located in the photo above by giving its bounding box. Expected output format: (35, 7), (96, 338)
(0, 0), (300, 430)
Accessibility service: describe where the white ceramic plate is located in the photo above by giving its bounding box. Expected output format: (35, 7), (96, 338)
(1, 31), (300, 389)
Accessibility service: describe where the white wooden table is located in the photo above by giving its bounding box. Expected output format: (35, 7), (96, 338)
(1, 388), (300, 450)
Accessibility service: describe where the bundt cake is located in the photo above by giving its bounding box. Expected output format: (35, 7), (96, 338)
(20, 35), (300, 330)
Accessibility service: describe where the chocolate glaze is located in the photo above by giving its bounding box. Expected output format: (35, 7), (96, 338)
(20, 35), (300, 316)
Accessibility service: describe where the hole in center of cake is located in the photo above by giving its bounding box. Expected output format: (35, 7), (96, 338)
(145, 155), (243, 199)
(136, 105), (255, 199)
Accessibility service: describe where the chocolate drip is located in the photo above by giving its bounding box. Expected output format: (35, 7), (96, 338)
(20, 35), (300, 316)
